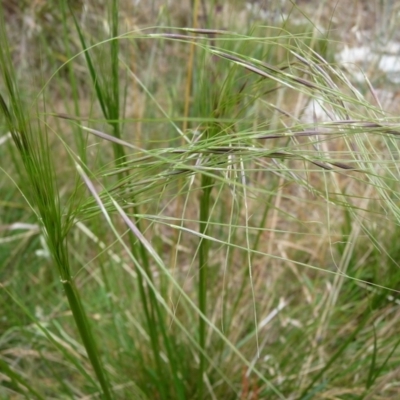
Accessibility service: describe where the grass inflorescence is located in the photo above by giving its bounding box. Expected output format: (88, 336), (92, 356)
(1, 1), (400, 399)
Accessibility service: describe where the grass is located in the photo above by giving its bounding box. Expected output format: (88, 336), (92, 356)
(1, 1), (400, 399)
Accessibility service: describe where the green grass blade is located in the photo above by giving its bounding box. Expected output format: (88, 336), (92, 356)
(68, 4), (108, 119)
(0, 357), (44, 400)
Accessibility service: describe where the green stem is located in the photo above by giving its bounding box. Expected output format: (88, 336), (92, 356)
(198, 173), (213, 399)
(129, 217), (185, 399)
(62, 280), (113, 400)
(127, 233), (169, 400)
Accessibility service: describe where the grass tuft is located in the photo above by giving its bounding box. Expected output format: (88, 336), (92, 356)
(1, 1), (400, 399)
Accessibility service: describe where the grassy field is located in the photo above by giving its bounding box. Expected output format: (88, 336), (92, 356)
(1, 1), (400, 399)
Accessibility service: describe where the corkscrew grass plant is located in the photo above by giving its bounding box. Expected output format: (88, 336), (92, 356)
(2, 1), (400, 399)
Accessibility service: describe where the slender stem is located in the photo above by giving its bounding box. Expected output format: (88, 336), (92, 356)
(127, 232), (169, 400)
(183, 0), (200, 134)
(129, 215), (185, 399)
(62, 280), (113, 400)
(198, 173), (213, 399)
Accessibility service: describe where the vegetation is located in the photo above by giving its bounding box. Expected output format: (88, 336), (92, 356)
(1, 1), (400, 399)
